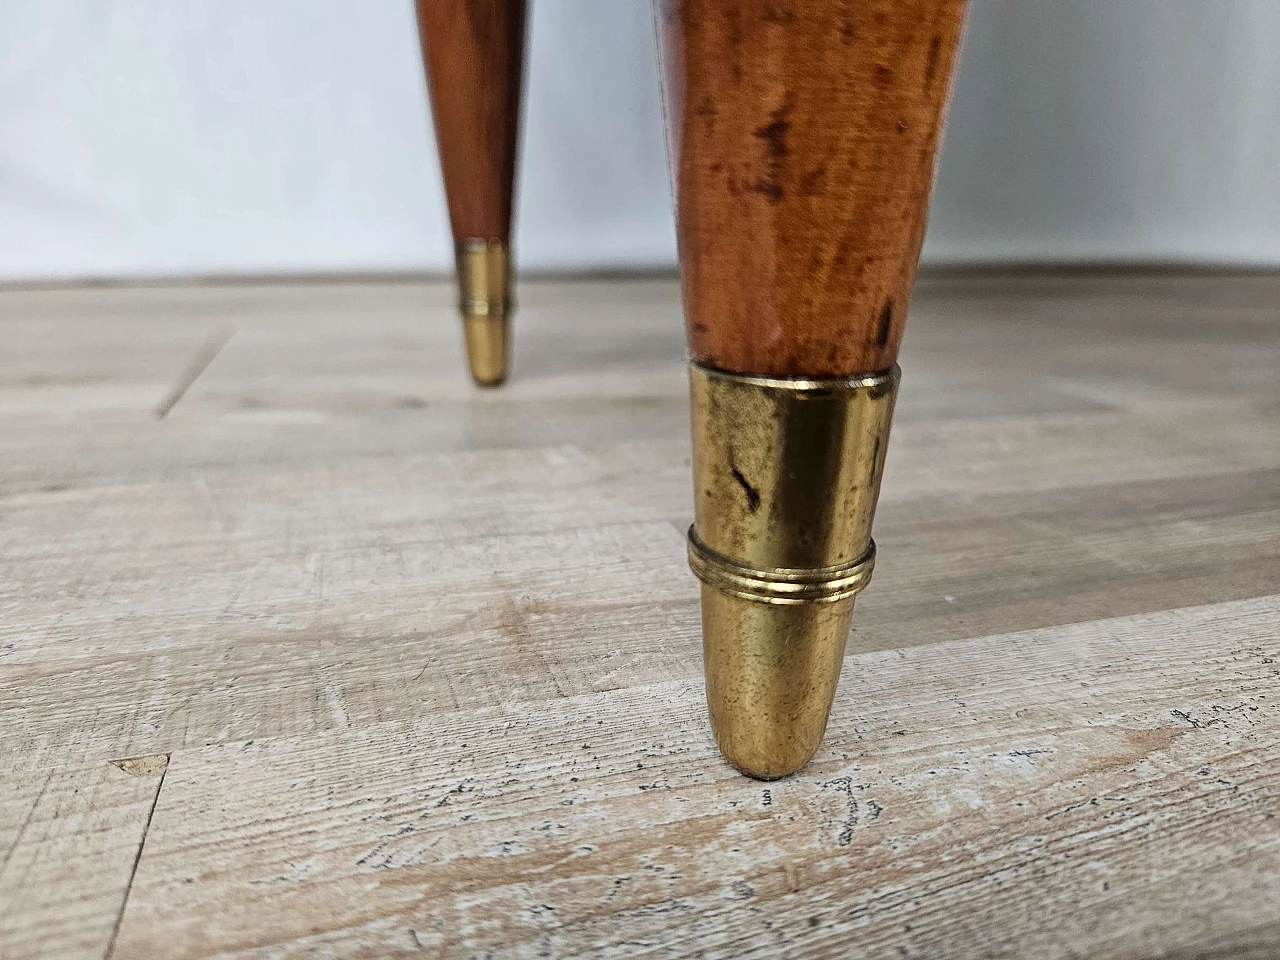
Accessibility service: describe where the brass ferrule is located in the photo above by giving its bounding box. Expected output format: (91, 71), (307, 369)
(455, 239), (513, 386)
(687, 362), (900, 779)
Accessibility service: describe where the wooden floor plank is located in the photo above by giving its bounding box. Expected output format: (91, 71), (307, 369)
(108, 597), (1280, 959)
(0, 756), (167, 960)
(4, 463), (1278, 780)
(3, 275), (1279, 498)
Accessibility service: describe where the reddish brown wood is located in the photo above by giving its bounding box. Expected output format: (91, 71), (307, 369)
(416, 0), (526, 242)
(656, 0), (967, 377)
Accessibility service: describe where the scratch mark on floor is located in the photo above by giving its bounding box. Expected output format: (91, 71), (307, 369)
(154, 326), (234, 419)
(325, 684), (353, 729)
(104, 753), (170, 958)
(0, 768), (54, 876)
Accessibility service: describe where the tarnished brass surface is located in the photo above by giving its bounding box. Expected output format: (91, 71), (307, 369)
(688, 362), (900, 779)
(455, 239), (512, 386)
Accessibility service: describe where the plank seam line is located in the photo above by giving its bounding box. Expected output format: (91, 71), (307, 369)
(154, 326), (234, 419)
(103, 755), (170, 959)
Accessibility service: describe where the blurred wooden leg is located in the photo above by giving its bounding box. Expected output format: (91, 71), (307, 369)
(655, 0), (968, 778)
(415, 0), (526, 386)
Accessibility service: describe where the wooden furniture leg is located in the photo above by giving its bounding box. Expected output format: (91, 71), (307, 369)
(655, 0), (968, 778)
(415, 0), (527, 386)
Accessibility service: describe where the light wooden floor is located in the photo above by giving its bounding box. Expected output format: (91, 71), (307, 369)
(2, 273), (1279, 959)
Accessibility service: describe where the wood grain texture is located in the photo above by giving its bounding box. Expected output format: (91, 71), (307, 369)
(2, 272), (1280, 956)
(416, 0), (526, 241)
(657, 0), (967, 376)
(111, 597), (1280, 958)
(0, 757), (167, 960)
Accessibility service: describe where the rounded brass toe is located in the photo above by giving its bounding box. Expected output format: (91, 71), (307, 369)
(462, 312), (510, 387)
(702, 585), (855, 780)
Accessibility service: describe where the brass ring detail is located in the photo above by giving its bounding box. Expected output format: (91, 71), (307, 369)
(459, 299), (512, 316)
(687, 527), (876, 605)
(456, 239), (512, 316)
(693, 363), (900, 396)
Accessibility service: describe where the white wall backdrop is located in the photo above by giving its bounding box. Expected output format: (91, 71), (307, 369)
(1, 0), (1278, 282)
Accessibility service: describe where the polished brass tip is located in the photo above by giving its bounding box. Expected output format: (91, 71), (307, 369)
(461, 312), (510, 387)
(456, 239), (513, 387)
(698, 580), (859, 779)
(687, 363), (900, 779)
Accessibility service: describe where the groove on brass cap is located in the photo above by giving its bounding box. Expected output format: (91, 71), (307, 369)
(688, 530), (876, 604)
(687, 362), (900, 780)
(455, 239), (512, 386)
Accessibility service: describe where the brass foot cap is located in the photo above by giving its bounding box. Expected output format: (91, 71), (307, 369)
(455, 238), (513, 387)
(703, 585), (858, 780)
(462, 312), (510, 387)
(687, 362), (900, 780)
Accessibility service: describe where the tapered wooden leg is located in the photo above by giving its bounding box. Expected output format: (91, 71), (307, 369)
(415, 0), (526, 386)
(655, 0), (967, 778)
